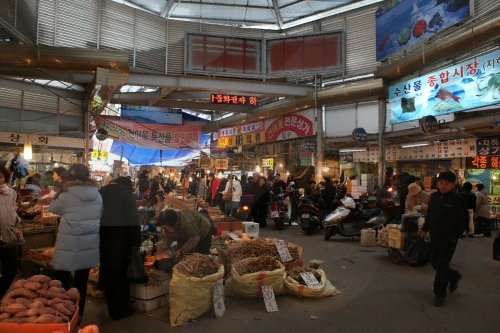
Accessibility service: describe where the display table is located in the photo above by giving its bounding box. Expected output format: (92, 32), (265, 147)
(21, 227), (57, 256)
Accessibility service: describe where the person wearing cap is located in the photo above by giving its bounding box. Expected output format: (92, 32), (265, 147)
(157, 209), (212, 257)
(405, 182), (430, 214)
(48, 163), (102, 322)
(418, 171), (468, 307)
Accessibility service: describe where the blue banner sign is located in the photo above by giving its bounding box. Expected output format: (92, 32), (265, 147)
(388, 49), (500, 124)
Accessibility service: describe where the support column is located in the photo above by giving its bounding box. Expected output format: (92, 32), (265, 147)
(315, 105), (324, 183)
(378, 97), (387, 187)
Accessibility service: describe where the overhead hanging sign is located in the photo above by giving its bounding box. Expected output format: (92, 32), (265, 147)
(217, 121), (265, 148)
(265, 111), (315, 142)
(121, 105), (182, 125)
(376, 0), (470, 61)
(388, 48), (500, 124)
(95, 116), (201, 150)
(0, 132), (86, 150)
(211, 94), (259, 106)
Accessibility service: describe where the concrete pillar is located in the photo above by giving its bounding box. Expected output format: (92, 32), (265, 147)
(378, 97), (387, 187)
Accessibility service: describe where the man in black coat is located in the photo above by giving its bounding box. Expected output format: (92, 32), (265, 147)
(99, 177), (141, 320)
(418, 171), (468, 307)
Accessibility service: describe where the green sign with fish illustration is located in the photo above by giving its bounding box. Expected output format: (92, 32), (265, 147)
(388, 48), (500, 124)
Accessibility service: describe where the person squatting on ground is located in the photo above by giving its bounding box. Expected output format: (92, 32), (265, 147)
(157, 209), (213, 257)
(418, 171), (468, 307)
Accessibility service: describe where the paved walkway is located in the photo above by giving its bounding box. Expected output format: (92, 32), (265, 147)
(82, 225), (500, 333)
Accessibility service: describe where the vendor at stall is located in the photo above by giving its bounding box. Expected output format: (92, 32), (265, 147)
(157, 209), (212, 257)
(405, 183), (430, 214)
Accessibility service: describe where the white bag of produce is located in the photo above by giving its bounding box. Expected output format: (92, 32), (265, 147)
(169, 263), (224, 326)
(224, 256), (286, 298)
(284, 268), (341, 298)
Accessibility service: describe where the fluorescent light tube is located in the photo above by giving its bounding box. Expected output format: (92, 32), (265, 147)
(401, 143), (429, 148)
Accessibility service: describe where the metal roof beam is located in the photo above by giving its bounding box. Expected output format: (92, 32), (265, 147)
(125, 73), (313, 97)
(0, 77), (84, 100)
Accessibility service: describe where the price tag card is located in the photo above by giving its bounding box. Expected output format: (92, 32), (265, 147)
(261, 285), (278, 312)
(275, 240), (293, 262)
(300, 272), (322, 289)
(228, 232), (241, 241)
(212, 283), (226, 318)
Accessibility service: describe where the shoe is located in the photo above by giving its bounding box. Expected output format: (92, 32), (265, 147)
(474, 234), (483, 238)
(448, 273), (462, 293)
(433, 297), (445, 307)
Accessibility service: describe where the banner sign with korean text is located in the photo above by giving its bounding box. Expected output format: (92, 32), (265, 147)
(121, 105), (182, 125)
(353, 146), (380, 163)
(217, 121), (265, 148)
(265, 110), (315, 142)
(0, 132), (86, 149)
(95, 117), (201, 150)
(476, 137), (500, 156)
(388, 48), (500, 124)
(386, 139), (476, 161)
(211, 94), (259, 106)
(376, 0), (470, 61)
(466, 156), (500, 169)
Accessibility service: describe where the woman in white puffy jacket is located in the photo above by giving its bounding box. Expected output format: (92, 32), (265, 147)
(222, 174), (242, 217)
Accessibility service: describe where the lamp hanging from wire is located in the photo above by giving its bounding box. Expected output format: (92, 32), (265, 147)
(24, 138), (32, 160)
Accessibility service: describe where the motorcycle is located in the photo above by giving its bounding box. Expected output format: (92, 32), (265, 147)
(298, 192), (325, 235)
(286, 181), (299, 223)
(323, 196), (387, 240)
(267, 187), (289, 230)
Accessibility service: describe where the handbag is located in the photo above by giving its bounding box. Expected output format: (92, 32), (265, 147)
(221, 181), (233, 202)
(0, 225), (25, 247)
(127, 247), (149, 284)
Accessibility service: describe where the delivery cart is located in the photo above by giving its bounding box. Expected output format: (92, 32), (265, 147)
(378, 214), (425, 265)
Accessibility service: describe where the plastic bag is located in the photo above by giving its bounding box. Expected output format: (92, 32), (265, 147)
(284, 268), (341, 298)
(127, 248), (149, 284)
(405, 237), (429, 267)
(169, 263), (224, 326)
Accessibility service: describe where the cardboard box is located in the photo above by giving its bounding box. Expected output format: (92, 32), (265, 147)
(388, 228), (407, 249)
(214, 220), (243, 232)
(131, 294), (169, 312)
(130, 277), (170, 312)
(242, 222), (259, 239)
(130, 277), (170, 300)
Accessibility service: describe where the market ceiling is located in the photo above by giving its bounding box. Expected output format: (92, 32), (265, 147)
(0, 0), (499, 150)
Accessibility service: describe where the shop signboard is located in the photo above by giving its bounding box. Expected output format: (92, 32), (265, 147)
(0, 132), (86, 149)
(353, 146), (379, 162)
(466, 156), (500, 169)
(95, 116), (201, 150)
(265, 110), (315, 142)
(352, 128), (367, 143)
(261, 158), (274, 168)
(215, 158), (228, 170)
(301, 138), (316, 152)
(386, 139), (476, 161)
(476, 137), (500, 156)
(217, 121), (265, 148)
(339, 152), (353, 164)
(376, 0), (470, 61)
(388, 48), (500, 124)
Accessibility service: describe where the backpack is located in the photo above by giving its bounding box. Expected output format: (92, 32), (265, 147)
(405, 237), (429, 267)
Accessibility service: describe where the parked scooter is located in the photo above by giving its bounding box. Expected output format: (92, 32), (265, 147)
(323, 196), (387, 240)
(298, 192), (325, 235)
(267, 187), (289, 230)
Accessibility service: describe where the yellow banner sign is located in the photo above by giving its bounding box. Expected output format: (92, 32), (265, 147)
(215, 158), (229, 170)
(218, 132), (265, 148)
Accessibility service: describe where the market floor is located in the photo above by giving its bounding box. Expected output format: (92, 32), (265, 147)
(81, 225), (500, 333)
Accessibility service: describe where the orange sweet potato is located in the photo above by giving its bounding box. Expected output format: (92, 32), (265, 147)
(23, 281), (43, 291)
(52, 303), (73, 317)
(35, 313), (63, 323)
(48, 280), (63, 288)
(27, 275), (52, 284)
(48, 286), (66, 294)
(15, 297), (32, 306)
(38, 307), (57, 315)
(0, 312), (11, 320)
(4, 288), (38, 300)
(64, 290), (79, 302)
(27, 300), (45, 309)
(11, 279), (27, 289)
(19, 315), (38, 323)
(5, 303), (28, 315)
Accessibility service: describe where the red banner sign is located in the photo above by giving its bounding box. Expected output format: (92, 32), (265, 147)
(265, 114), (314, 141)
(95, 117), (201, 150)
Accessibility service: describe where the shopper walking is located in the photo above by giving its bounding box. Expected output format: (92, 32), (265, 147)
(49, 163), (102, 321)
(251, 176), (270, 228)
(221, 174), (242, 217)
(459, 182), (476, 237)
(475, 183), (491, 237)
(0, 165), (21, 299)
(99, 176), (141, 320)
(418, 171), (468, 307)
